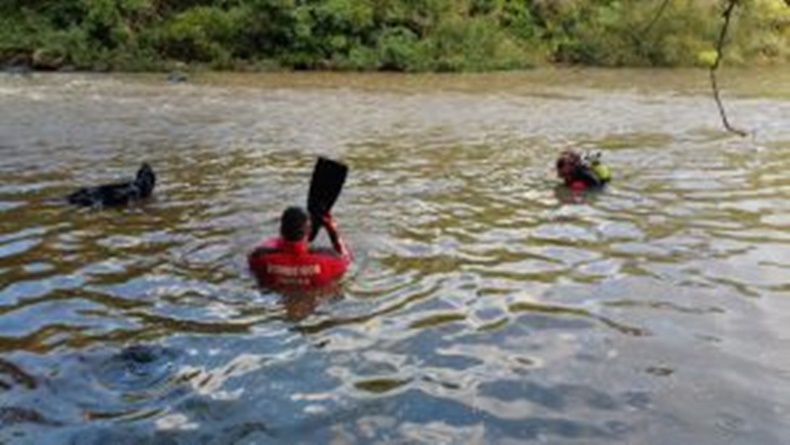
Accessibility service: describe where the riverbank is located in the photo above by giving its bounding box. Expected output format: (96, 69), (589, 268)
(1, 0), (788, 73)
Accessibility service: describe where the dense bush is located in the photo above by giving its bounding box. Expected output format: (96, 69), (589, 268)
(0, 0), (787, 71)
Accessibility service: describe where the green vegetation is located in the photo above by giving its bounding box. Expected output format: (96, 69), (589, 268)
(1, 0), (788, 72)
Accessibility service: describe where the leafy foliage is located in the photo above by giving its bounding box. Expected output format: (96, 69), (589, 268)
(0, 0), (787, 71)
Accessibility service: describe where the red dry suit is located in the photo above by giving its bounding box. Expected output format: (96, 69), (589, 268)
(248, 236), (350, 289)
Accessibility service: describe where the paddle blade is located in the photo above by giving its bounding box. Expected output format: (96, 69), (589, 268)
(307, 157), (348, 241)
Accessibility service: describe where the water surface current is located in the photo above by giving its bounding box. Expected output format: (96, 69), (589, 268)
(0, 69), (789, 444)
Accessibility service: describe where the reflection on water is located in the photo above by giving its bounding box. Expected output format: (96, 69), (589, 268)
(0, 70), (789, 444)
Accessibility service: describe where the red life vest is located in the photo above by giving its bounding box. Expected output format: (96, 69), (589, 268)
(568, 179), (587, 191)
(248, 237), (350, 289)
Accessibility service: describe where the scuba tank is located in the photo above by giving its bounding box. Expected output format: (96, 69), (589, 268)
(584, 152), (611, 183)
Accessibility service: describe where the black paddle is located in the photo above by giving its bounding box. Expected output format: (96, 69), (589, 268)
(307, 157), (348, 241)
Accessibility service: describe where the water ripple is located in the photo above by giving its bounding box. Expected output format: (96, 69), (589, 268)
(0, 72), (788, 444)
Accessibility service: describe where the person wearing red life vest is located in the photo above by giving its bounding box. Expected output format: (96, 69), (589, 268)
(556, 150), (609, 191)
(248, 206), (351, 290)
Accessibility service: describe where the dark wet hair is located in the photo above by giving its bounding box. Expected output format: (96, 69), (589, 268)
(280, 206), (309, 241)
(556, 150), (581, 171)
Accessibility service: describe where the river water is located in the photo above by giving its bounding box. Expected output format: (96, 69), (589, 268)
(0, 69), (789, 444)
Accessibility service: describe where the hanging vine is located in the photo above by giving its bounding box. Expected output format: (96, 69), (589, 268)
(709, 0), (748, 137)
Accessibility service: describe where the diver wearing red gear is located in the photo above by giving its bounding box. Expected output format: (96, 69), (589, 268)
(556, 150), (610, 191)
(248, 207), (351, 289)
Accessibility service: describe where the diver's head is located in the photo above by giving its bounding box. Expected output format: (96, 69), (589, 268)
(556, 150), (581, 181)
(280, 206), (310, 242)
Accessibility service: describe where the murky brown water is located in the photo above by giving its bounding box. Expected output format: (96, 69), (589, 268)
(1, 69), (789, 444)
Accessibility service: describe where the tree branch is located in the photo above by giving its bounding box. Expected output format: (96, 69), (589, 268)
(640, 0), (672, 36)
(710, 0), (748, 137)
